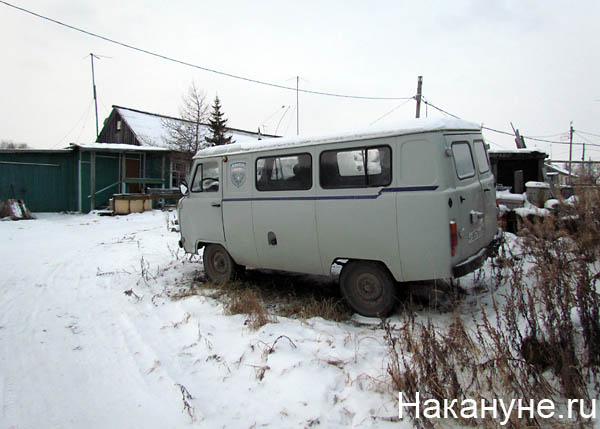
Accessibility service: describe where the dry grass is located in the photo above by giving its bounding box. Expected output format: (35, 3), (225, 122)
(194, 270), (353, 324)
(224, 288), (272, 330)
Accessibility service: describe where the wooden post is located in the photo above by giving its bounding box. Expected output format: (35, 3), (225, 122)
(90, 151), (96, 211)
(121, 152), (127, 193)
(568, 122), (574, 184)
(415, 76), (423, 118)
(514, 170), (524, 194)
(161, 153), (166, 189)
(78, 150), (82, 212)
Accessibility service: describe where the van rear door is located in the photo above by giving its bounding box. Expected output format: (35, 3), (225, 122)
(472, 139), (497, 245)
(447, 137), (489, 262)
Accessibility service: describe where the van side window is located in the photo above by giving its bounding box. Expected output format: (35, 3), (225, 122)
(255, 153), (312, 191)
(190, 161), (220, 192)
(320, 146), (391, 189)
(451, 142), (475, 179)
(473, 140), (490, 174)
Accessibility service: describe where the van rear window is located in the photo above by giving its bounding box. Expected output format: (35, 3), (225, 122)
(473, 140), (490, 173)
(451, 142), (475, 179)
(255, 153), (312, 191)
(320, 146), (391, 189)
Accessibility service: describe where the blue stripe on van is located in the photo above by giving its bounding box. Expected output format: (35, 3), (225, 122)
(222, 185), (438, 202)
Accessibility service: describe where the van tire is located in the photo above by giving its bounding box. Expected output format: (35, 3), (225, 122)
(203, 244), (243, 284)
(340, 261), (396, 317)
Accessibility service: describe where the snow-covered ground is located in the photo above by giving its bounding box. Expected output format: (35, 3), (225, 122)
(0, 211), (408, 428)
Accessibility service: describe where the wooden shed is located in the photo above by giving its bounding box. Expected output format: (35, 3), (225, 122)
(489, 149), (547, 193)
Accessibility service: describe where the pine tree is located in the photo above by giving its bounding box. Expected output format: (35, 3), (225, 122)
(205, 96), (233, 146)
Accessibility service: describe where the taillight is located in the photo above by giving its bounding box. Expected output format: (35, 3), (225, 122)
(450, 221), (458, 257)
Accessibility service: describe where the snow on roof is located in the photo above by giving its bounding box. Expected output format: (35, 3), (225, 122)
(194, 117), (481, 158)
(545, 163), (574, 176)
(114, 106), (270, 149)
(116, 107), (170, 147)
(70, 142), (170, 152)
(488, 148), (546, 154)
(525, 181), (551, 189)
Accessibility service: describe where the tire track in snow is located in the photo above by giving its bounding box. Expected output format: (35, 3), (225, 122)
(1, 374), (17, 429)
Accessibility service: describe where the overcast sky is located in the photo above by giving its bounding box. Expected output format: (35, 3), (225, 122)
(1, 0), (599, 160)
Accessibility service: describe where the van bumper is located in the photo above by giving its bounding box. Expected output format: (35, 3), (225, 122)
(452, 229), (502, 278)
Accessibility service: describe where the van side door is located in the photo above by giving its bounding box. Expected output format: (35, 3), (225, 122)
(180, 159), (224, 251)
(251, 150), (322, 274)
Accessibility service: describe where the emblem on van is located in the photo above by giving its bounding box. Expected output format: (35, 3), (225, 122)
(230, 162), (247, 188)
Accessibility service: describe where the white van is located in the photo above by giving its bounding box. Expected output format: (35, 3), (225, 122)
(177, 118), (499, 316)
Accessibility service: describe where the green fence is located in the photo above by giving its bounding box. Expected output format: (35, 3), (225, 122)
(0, 148), (169, 213)
(0, 151), (77, 212)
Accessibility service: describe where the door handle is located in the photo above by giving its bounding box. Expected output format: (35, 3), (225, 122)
(210, 202), (221, 207)
(483, 188), (491, 192)
(470, 210), (484, 223)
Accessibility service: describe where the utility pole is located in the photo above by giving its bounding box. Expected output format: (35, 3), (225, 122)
(90, 53), (100, 139)
(415, 76), (423, 118)
(296, 76), (299, 135)
(510, 122), (526, 149)
(568, 121), (574, 184)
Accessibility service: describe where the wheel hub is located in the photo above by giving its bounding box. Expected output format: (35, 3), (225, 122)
(213, 253), (228, 274)
(355, 273), (383, 301)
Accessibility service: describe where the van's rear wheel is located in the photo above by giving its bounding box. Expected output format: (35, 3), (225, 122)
(203, 244), (243, 284)
(340, 261), (396, 317)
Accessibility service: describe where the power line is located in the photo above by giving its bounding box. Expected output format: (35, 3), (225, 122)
(483, 126), (596, 147)
(421, 97), (600, 149)
(0, 1), (413, 101)
(527, 132), (567, 138)
(577, 130), (600, 139)
(52, 100), (94, 148)
(575, 132), (600, 146)
(481, 136), (513, 150)
(421, 98), (461, 119)
(369, 98), (415, 125)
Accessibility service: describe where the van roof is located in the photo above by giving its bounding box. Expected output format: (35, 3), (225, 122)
(194, 117), (481, 159)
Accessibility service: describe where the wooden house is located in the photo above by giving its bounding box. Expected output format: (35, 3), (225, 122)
(97, 106), (274, 187)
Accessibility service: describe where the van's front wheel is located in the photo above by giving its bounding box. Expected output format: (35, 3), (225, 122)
(203, 244), (242, 284)
(340, 261), (396, 317)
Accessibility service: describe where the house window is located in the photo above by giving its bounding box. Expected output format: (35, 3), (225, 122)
(255, 153), (312, 191)
(320, 146), (391, 189)
(170, 161), (191, 188)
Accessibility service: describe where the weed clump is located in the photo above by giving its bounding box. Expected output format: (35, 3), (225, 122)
(225, 288), (272, 330)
